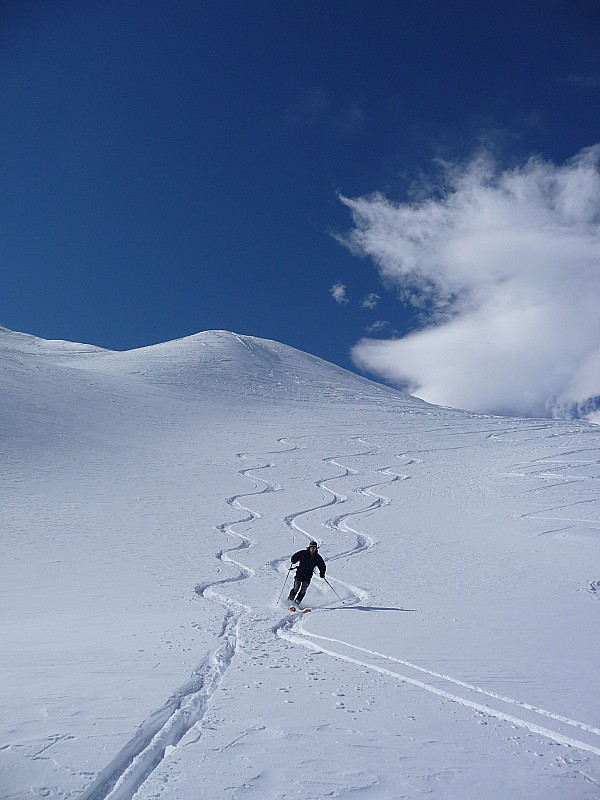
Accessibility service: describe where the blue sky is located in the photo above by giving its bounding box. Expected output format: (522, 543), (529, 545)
(2, 1), (600, 406)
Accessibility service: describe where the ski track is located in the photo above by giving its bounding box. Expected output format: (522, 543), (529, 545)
(81, 432), (600, 798)
(279, 439), (407, 603)
(79, 447), (289, 800)
(277, 435), (600, 763)
(504, 446), (600, 600)
(279, 626), (600, 758)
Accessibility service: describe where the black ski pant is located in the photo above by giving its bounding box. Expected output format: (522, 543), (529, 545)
(288, 575), (311, 604)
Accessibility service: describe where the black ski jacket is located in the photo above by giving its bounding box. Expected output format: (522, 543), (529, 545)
(291, 548), (326, 581)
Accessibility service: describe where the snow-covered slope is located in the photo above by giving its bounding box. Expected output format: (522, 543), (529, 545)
(68, 328), (418, 406)
(2, 326), (600, 800)
(0, 325), (108, 358)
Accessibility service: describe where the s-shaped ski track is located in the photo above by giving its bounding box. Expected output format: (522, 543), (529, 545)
(79, 452), (279, 800)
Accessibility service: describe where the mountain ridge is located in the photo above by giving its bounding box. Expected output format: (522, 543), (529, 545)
(0, 326), (422, 408)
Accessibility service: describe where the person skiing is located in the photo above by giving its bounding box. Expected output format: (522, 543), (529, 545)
(288, 540), (326, 606)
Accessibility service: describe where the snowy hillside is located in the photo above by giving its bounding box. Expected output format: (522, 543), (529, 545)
(2, 326), (600, 800)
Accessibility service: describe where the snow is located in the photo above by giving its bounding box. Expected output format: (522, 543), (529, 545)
(1, 326), (600, 799)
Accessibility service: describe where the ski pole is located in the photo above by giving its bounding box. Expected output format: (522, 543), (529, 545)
(276, 565), (295, 604)
(322, 576), (345, 603)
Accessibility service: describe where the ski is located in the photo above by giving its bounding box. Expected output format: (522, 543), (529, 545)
(289, 606), (311, 614)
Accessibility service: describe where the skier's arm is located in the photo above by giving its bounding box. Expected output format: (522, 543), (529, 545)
(291, 551), (301, 564)
(318, 555), (326, 578)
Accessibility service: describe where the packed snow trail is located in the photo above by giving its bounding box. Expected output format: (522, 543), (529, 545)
(79, 614), (239, 800)
(79, 453), (279, 800)
(279, 622), (600, 759)
(279, 440), (408, 604)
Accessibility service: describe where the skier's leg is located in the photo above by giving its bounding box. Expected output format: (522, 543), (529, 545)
(295, 579), (310, 604)
(288, 576), (301, 601)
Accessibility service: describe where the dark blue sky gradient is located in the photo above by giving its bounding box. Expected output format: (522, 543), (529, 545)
(2, 1), (600, 370)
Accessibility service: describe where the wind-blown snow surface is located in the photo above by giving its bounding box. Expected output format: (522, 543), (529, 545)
(2, 328), (600, 800)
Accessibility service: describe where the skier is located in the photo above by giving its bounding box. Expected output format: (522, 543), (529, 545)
(288, 540), (326, 606)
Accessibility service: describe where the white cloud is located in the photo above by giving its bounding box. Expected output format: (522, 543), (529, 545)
(361, 292), (380, 309)
(342, 146), (600, 420)
(365, 320), (389, 333)
(330, 282), (349, 304)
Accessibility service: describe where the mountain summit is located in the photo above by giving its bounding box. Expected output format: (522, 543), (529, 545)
(1, 326), (419, 407)
(77, 329), (419, 405)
